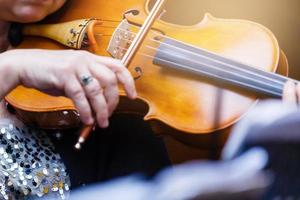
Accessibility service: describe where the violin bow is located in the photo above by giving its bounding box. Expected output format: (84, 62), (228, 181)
(75, 0), (168, 149)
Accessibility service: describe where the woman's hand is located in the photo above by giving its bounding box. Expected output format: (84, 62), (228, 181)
(0, 49), (137, 128)
(283, 81), (300, 104)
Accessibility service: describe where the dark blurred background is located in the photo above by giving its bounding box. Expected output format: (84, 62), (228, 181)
(160, 0), (300, 79)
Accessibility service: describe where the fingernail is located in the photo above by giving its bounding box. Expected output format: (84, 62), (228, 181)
(102, 120), (109, 128)
(131, 91), (137, 99)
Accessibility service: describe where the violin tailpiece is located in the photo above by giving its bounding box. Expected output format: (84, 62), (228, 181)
(21, 19), (100, 49)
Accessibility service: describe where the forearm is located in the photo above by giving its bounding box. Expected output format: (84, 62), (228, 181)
(0, 51), (20, 99)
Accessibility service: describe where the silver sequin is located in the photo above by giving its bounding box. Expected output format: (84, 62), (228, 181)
(0, 128), (6, 134)
(0, 122), (70, 199)
(0, 147), (4, 155)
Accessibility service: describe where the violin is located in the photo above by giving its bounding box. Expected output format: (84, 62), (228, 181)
(5, 0), (290, 159)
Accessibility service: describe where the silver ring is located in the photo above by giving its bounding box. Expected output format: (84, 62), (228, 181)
(80, 75), (94, 86)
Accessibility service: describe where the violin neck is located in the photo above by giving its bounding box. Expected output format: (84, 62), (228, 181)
(153, 38), (294, 98)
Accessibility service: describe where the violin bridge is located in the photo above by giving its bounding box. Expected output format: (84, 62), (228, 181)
(107, 20), (135, 59)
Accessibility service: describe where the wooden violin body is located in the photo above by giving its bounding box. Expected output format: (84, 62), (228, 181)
(5, 0), (288, 160)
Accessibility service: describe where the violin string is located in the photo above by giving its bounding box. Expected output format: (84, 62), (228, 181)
(146, 45), (283, 89)
(93, 24), (292, 92)
(95, 19), (121, 23)
(109, 36), (288, 92)
(107, 46), (286, 93)
(117, 42), (286, 93)
(139, 52), (282, 97)
(142, 46), (284, 93)
(94, 34), (113, 37)
(123, 25), (281, 82)
(95, 25), (115, 28)
(103, 26), (290, 86)
(111, 43), (284, 93)
(116, 29), (292, 84)
(148, 37), (289, 85)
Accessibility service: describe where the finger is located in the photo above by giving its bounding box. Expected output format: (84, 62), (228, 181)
(116, 69), (137, 100)
(64, 76), (94, 125)
(77, 71), (109, 128)
(89, 64), (119, 115)
(296, 82), (300, 104)
(93, 56), (137, 99)
(283, 81), (297, 105)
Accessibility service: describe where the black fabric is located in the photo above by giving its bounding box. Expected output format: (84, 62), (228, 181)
(7, 23), (24, 47)
(51, 114), (171, 189)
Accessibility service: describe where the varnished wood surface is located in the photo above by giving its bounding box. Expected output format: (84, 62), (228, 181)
(4, 0), (288, 163)
(6, 0), (280, 134)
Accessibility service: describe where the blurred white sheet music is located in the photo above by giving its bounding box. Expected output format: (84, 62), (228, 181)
(223, 100), (297, 160)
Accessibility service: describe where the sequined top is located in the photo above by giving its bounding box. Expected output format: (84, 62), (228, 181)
(0, 119), (70, 200)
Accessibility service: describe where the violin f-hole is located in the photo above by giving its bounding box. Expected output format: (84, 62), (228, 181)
(133, 67), (143, 80)
(123, 9), (140, 19)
